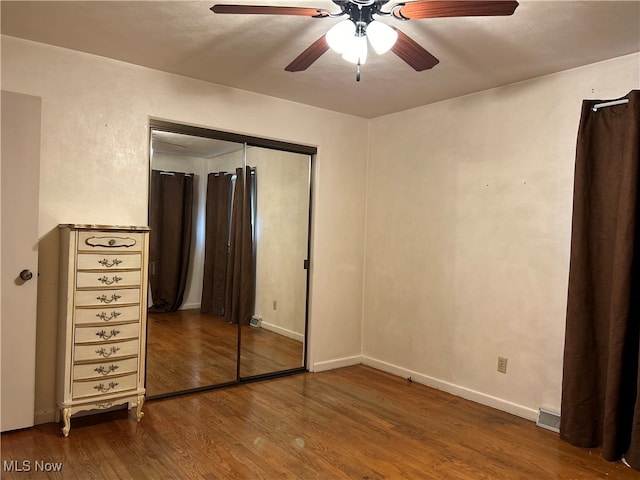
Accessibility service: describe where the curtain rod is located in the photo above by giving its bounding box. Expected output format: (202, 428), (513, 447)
(158, 171), (193, 176)
(592, 99), (629, 112)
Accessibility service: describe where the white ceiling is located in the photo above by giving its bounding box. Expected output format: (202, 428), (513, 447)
(2, 1), (639, 118)
(151, 130), (244, 157)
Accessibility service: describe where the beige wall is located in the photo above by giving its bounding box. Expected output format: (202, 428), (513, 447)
(364, 53), (640, 419)
(246, 147), (310, 340)
(1, 36), (368, 423)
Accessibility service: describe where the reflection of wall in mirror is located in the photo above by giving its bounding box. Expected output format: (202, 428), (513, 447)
(247, 147), (310, 342)
(151, 147), (309, 341)
(151, 150), (241, 310)
(213, 147), (309, 340)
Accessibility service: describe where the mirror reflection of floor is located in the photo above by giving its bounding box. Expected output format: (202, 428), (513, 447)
(239, 323), (304, 378)
(146, 309), (304, 397)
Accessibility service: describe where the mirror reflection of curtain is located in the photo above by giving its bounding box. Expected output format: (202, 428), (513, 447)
(149, 170), (194, 313)
(225, 166), (257, 325)
(201, 172), (233, 316)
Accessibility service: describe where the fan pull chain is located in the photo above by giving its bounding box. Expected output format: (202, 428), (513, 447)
(356, 61), (361, 82)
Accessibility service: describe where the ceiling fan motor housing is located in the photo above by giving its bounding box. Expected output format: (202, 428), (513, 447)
(333, 0), (394, 37)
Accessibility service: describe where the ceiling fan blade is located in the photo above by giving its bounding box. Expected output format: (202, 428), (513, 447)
(391, 29), (439, 71)
(211, 5), (330, 17)
(285, 35), (330, 72)
(392, 1), (518, 20)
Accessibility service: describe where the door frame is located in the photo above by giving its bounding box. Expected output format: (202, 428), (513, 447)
(146, 119), (316, 400)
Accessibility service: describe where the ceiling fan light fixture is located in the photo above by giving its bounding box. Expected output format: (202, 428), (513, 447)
(211, 0), (519, 76)
(366, 20), (398, 55)
(326, 19), (356, 54)
(341, 34), (368, 65)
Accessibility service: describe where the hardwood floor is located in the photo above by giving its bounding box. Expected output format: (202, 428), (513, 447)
(146, 309), (304, 396)
(2, 365), (637, 479)
(239, 323), (304, 378)
(146, 310), (238, 395)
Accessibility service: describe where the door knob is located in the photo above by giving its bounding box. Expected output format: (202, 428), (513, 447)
(19, 269), (33, 281)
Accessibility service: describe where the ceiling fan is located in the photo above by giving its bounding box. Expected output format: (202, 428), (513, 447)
(211, 0), (519, 81)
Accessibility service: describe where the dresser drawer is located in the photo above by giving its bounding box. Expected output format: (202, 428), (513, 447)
(74, 339), (139, 362)
(76, 270), (141, 289)
(75, 322), (139, 344)
(73, 357), (138, 381)
(74, 305), (140, 325)
(73, 373), (138, 399)
(76, 253), (141, 271)
(78, 231), (144, 252)
(75, 288), (140, 307)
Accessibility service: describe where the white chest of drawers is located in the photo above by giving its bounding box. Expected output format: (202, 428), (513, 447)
(56, 225), (149, 436)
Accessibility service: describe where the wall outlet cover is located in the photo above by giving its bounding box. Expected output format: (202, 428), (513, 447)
(497, 357), (508, 374)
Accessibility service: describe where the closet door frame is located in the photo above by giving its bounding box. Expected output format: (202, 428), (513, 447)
(146, 119), (316, 399)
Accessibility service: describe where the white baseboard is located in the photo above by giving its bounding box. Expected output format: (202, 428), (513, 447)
(362, 356), (538, 422)
(260, 321), (304, 342)
(311, 355), (363, 372)
(180, 302), (201, 311)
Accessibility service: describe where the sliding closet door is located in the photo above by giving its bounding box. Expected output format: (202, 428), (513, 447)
(146, 122), (314, 398)
(239, 146), (311, 379)
(146, 132), (243, 397)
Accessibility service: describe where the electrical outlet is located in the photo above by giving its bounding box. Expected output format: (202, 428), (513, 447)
(497, 356), (508, 374)
(273, 300), (277, 310)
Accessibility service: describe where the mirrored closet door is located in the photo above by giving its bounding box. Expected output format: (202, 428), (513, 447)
(240, 146), (310, 378)
(145, 121), (313, 399)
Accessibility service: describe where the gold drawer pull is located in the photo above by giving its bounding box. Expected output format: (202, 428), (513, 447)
(97, 258), (123, 268)
(86, 236), (137, 248)
(95, 346), (120, 358)
(94, 364), (119, 376)
(96, 311), (121, 322)
(94, 381), (119, 393)
(98, 275), (123, 285)
(96, 329), (121, 340)
(97, 294), (121, 304)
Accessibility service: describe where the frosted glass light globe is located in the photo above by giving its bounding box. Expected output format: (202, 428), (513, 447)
(342, 35), (368, 65)
(326, 20), (356, 54)
(367, 20), (398, 54)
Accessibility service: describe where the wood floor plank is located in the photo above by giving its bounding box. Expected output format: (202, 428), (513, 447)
(146, 309), (304, 396)
(2, 366), (638, 479)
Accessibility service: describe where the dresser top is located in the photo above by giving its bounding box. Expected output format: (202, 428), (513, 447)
(58, 224), (150, 232)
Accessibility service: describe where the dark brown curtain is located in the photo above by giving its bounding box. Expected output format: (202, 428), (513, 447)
(201, 172), (233, 316)
(225, 166), (257, 325)
(149, 170), (194, 313)
(560, 90), (640, 469)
